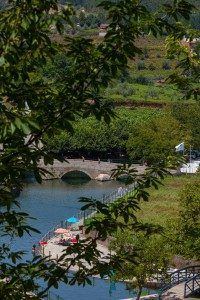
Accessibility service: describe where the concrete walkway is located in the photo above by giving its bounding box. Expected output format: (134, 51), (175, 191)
(42, 229), (113, 273)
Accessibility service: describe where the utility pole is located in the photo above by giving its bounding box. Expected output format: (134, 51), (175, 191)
(189, 145), (192, 164)
(189, 145), (192, 173)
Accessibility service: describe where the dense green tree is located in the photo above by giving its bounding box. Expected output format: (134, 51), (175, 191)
(44, 108), (161, 157)
(111, 232), (171, 300)
(126, 114), (187, 165)
(175, 181), (200, 260)
(0, 0), (196, 299)
(171, 102), (200, 150)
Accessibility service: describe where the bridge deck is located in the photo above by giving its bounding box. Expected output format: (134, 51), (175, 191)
(162, 282), (185, 299)
(39, 159), (146, 179)
(162, 283), (199, 300)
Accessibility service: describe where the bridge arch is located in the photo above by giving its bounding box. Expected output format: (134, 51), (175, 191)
(61, 170), (92, 181)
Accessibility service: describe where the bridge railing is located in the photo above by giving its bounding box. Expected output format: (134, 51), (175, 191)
(184, 273), (200, 297)
(169, 265), (200, 286)
(158, 265), (200, 297)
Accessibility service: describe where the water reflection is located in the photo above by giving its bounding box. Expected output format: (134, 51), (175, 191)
(61, 170), (91, 185)
(62, 177), (91, 186)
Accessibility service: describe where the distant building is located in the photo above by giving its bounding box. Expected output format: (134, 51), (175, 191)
(181, 36), (200, 51)
(99, 23), (109, 37)
(180, 160), (200, 174)
(155, 79), (165, 86)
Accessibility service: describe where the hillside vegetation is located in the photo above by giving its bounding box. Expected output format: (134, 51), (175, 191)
(104, 36), (184, 106)
(67, 0), (200, 28)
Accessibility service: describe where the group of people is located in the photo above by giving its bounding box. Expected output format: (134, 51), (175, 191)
(57, 238), (70, 246)
(117, 186), (128, 196)
(57, 234), (78, 246)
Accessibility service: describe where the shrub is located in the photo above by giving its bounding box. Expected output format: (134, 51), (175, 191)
(134, 75), (152, 85)
(122, 87), (135, 97)
(143, 47), (149, 59)
(162, 60), (171, 70)
(137, 60), (146, 70)
(148, 63), (156, 71)
(118, 84), (135, 97)
(119, 68), (130, 83)
(155, 76), (164, 81)
(146, 89), (159, 99)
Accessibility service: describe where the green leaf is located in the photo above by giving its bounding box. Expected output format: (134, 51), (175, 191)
(10, 122), (16, 134)
(0, 56), (5, 66)
(14, 118), (23, 130)
(27, 119), (40, 130)
(21, 123), (31, 135)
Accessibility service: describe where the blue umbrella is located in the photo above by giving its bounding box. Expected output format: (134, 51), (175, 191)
(66, 216), (79, 223)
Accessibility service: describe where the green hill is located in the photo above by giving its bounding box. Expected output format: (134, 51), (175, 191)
(68, 0), (199, 10)
(65, 0), (200, 28)
(0, 0), (6, 9)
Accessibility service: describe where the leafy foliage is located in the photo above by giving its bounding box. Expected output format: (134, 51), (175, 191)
(111, 232), (171, 300)
(44, 108), (161, 156)
(175, 181), (200, 260)
(126, 114), (188, 165)
(0, 0), (197, 298)
(171, 102), (200, 149)
(166, 33), (200, 100)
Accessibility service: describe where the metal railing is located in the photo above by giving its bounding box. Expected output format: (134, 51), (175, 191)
(35, 183), (136, 255)
(159, 265), (200, 297)
(77, 183), (136, 222)
(169, 265), (200, 286)
(184, 273), (200, 298)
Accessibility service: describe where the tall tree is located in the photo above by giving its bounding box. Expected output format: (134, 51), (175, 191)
(0, 0), (196, 298)
(111, 232), (171, 300)
(126, 114), (187, 165)
(175, 181), (200, 260)
(171, 102), (200, 149)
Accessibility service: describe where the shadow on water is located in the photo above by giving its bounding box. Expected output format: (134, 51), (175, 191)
(24, 171), (92, 186)
(61, 178), (90, 185)
(61, 170), (91, 185)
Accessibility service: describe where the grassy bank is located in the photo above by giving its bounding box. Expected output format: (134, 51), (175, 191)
(137, 174), (200, 227)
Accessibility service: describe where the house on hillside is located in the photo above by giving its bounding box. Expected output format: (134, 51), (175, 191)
(99, 23), (109, 37)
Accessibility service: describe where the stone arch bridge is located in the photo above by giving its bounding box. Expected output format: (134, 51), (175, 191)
(39, 159), (144, 180)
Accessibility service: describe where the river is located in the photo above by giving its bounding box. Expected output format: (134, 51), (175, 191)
(10, 179), (150, 300)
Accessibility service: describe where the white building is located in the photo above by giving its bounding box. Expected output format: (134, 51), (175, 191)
(180, 160), (200, 174)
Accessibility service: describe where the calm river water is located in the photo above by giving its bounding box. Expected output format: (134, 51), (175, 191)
(11, 179), (146, 300)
